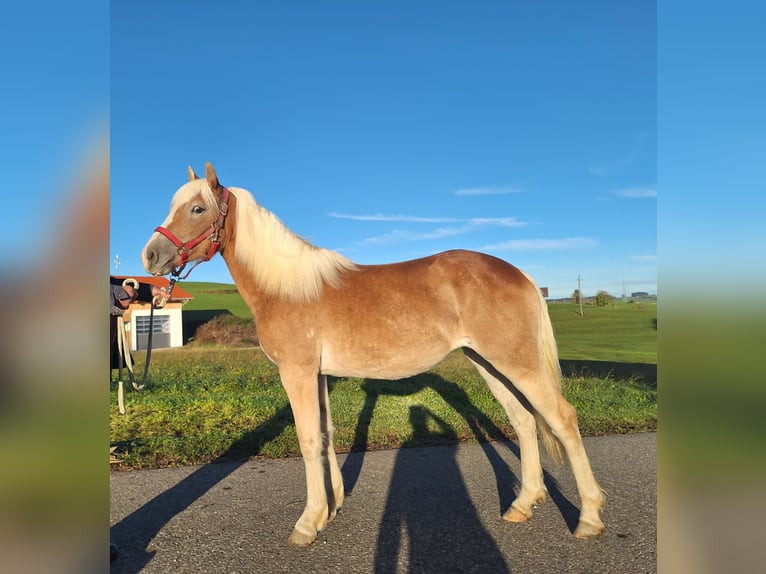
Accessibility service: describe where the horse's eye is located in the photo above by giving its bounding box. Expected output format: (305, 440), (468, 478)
(192, 205), (206, 214)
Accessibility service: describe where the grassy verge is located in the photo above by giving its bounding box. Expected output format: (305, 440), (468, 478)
(111, 299), (656, 469)
(111, 346), (656, 469)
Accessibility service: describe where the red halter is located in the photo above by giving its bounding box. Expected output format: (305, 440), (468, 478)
(154, 186), (231, 280)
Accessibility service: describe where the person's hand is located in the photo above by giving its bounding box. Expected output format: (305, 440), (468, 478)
(116, 285), (138, 309)
(152, 285), (170, 308)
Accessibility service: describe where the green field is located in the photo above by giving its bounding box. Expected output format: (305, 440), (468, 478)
(180, 282), (254, 318)
(110, 284), (656, 469)
(549, 302), (657, 363)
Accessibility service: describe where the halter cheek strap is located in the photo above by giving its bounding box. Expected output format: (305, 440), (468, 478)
(154, 186), (231, 280)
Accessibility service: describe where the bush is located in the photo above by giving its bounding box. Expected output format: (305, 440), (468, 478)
(595, 290), (615, 307)
(192, 314), (259, 346)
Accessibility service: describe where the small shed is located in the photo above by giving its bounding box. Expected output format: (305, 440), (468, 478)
(113, 276), (194, 351)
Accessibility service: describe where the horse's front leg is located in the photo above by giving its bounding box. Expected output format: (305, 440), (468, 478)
(281, 366), (330, 547)
(319, 374), (344, 523)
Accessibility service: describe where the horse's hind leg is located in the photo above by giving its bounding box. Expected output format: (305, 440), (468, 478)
(542, 395), (606, 538)
(319, 375), (344, 523)
(465, 352), (548, 522)
(495, 362), (605, 538)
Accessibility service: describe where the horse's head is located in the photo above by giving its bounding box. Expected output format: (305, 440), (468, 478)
(142, 162), (231, 278)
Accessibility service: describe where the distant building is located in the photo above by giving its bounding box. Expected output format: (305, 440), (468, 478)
(631, 291), (649, 298)
(540, 287), (549, 298)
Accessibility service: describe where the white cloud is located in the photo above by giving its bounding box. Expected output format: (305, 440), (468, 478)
(353, 216), (528, 246)
(329, 212), (526, 228)
(483, 237), (598, 251)
(452, 185), (524, 196)
(360, 227), (464, 245)
(467, 217), (526, 227)
(614, 186), (657, 198)
(327, 212), (459, 223)
(359, 230), (417, 245)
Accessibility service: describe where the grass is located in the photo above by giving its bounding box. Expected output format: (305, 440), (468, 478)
(549, 301), (657, 363)
(111, 298), (656, 469)
(180, 281), (254, 319)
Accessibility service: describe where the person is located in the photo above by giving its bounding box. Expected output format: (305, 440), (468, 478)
(109, 276), (165, 563)
(110, 276), (166, 371)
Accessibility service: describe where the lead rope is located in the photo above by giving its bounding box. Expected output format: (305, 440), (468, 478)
(115, 278), (172, 414)
(116, 315), (127, 414)
(115, 313), (138, 414)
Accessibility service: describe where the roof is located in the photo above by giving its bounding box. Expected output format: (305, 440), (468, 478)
(111, 275), (194, 301)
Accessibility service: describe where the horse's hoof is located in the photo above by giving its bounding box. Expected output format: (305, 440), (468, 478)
(287, 528), (317, 547)
(574, 520), (605, 539)
(327, 507), (341, 525)
(503, 507), (531, 523)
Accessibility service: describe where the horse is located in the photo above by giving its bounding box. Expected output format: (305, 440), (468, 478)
(141, 162), (605, 547)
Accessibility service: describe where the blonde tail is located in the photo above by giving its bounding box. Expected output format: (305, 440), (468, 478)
(522, 272), (566, 466)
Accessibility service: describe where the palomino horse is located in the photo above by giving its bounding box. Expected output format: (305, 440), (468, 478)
(142, 163), (605, 547)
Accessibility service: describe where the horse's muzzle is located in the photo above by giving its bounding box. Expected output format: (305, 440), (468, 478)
(141, 236), (179, 277)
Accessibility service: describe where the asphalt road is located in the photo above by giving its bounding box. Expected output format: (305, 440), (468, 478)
(110, 432), (656, 573)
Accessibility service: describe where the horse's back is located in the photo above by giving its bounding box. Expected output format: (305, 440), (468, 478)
(421, 249), (543, 331)
(360, 249), (538, 308)
(355, 249), (532, 288)
(425, 249), (533, 287)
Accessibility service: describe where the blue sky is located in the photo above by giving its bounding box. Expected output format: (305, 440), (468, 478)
(110, 1), (656, 299)
(0, 1), (108, 272)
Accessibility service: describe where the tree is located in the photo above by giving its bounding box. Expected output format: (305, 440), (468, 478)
(572, 289), (582, 304)
(595, 290), (615, 307)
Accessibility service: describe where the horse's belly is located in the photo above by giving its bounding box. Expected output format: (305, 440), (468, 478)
(319, 340), (456, 380)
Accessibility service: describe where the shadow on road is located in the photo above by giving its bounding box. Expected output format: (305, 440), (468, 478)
(112, 369), (582, 572)
(341, 373), (580, 537)
(110, 403), (294, 574)
(374, 405), (511, 572)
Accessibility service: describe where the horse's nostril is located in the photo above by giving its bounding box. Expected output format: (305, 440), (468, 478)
(145, 248), (157, 264)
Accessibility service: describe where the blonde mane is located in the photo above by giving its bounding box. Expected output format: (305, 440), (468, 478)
(225, 186), (358, 302)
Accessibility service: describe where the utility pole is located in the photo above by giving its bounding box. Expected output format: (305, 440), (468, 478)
(577, 274), (584, 317)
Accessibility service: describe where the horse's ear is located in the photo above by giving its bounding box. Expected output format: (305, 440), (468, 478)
(205, 162), (220, 189)
(187, 166), (199, 181)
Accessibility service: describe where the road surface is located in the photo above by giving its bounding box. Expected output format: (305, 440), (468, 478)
(111, 432), (656, 573)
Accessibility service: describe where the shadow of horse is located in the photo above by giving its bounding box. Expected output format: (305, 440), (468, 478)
(111, 370), (581, 573)
(559, 359), (657, 388)
(340, 372), (580, 534)
(374, 405), (511, 572)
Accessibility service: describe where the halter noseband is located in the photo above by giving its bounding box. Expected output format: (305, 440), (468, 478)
(154, 186), (231, 281)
